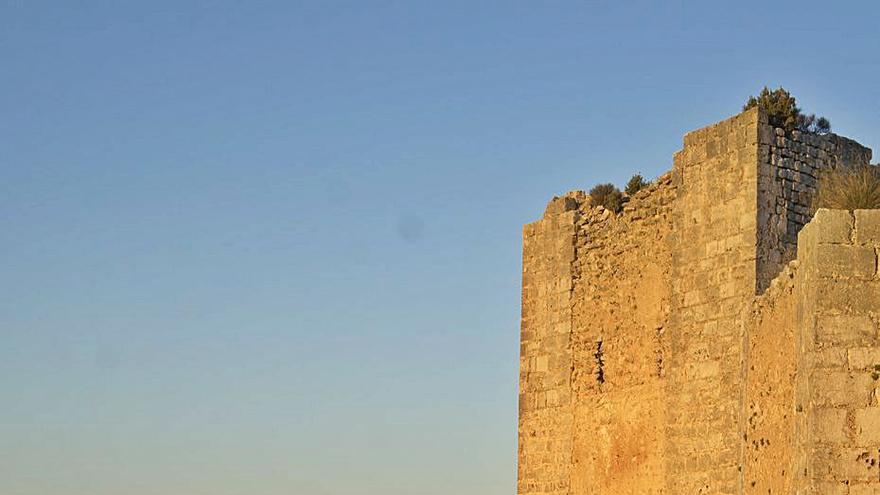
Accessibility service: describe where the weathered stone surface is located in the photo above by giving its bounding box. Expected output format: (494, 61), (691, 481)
(854, 407), (880, 444)
(813, 407), (848, 444)
(814, 244), (876, 279)
(519, 207), (577, 495)
(811, 371), (874, 407)
(815, 314), (876, 345)
(848, 347), (880, 370)
(854, 209), (880, 245)
(810, 209), (854, 244)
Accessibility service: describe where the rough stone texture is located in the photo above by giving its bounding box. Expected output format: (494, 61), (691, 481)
(666, 109), (761, 494)
(569, 173), (675, 494)
(518, 107), (880, 494)
(744, 260), (798, 494)
(793, 210), (880, 494)
(519, 202), (577, 495)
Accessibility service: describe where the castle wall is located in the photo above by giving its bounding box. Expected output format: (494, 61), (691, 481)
(756, 120), (871, 293)
(569, 175), (676, 494)
(744, 262), (799, 494)
(518, 108), (875, 495)
(518, 199), (578, 495)
(793, 209), (880, 494)
(665, 109), (761, 494)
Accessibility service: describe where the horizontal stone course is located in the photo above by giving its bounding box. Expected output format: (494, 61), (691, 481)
(815, 314), (877, 345)
(814, 244), (876, 278)
(848, 347), (880, 370)
(810, 371), (874, 407)
(808, 209), (854, 244)
(855, 209), (880, 245)
(811, 446), (880, 482)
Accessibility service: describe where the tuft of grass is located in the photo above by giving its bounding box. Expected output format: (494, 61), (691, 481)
(625, 174), (648, 196)
(589, 183), (624, 213)
(813, 166), (880, 211)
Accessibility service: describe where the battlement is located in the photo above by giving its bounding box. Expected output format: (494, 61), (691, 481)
(518, 108), (876, 494)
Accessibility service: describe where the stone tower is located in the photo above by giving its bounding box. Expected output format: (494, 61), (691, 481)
(518, 107), (880, 494)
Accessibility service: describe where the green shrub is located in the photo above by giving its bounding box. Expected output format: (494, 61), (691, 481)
(813, 166), (880, 211)
(625, 174), (648, 195)
(798, 114), (831, 135)
(743, 86), (831, 134)
(589, 183), (624, 213)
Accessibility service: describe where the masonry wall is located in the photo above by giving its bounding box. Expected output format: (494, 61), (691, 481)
(518, 199), (577, 495)
(518, 108), (875, 494)
(569, 175), (676, 494)
(744, 261), (799, 494)
(794, 209), (880, 494)
(665, 109), (761, 494)
(743, 210), (880, 495)
(756, 120), (871, 292)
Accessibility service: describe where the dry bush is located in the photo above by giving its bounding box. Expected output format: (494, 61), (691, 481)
(624, 174), (648, 195)
(813, 166), (880, 211)
(589, 183), (624, 213)
(743, 86), (831, 134)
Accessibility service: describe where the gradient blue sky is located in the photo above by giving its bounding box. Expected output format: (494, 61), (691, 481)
(2, 2), (880, 494)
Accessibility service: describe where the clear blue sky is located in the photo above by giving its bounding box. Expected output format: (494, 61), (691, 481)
(2, 2), (879, 494)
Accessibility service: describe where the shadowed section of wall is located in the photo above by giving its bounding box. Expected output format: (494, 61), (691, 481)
(756, 118), (872, 293)
(518, 199), (577, 495)
(569, 175), (676, 494)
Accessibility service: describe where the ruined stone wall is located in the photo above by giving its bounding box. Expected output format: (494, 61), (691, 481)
(743, 209), (880, 494)
(793, 209), (880, 494)
(518, 200), (577, 495)
(744, 261), (799, 494)
(569, 175), (676, 494)
(665, 109), (760, 494)
(517, 107), (876, 494)
(756, 120), (871, 293)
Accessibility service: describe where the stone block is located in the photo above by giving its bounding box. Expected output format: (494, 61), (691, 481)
(855, 209), (880, 245)
(850, 483), (880, 495)
(811, 446), (879, 482)
(759, 123), (775, 145)
(855, 407), (880, 444)
(543, 195), (580, 217)
(808, 209), (854, 244)
(813, 481), (849, 494)
(849, 347), (880, 370)
(811, 371), (875, 407)
(814, 348), (848, 369)
(814, 407), (849, 443)
(815, 244), (876, 279)
(816, 279), (880, 314)
(810, 481), (850, 495)
(816, 314), (877, 345)
(535, 356), (549, 372)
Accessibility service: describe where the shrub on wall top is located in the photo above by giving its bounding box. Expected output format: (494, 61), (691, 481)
(625, 174), (648, 196)
(589, 183), (624, 213)
(743, 86), (831, 134)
